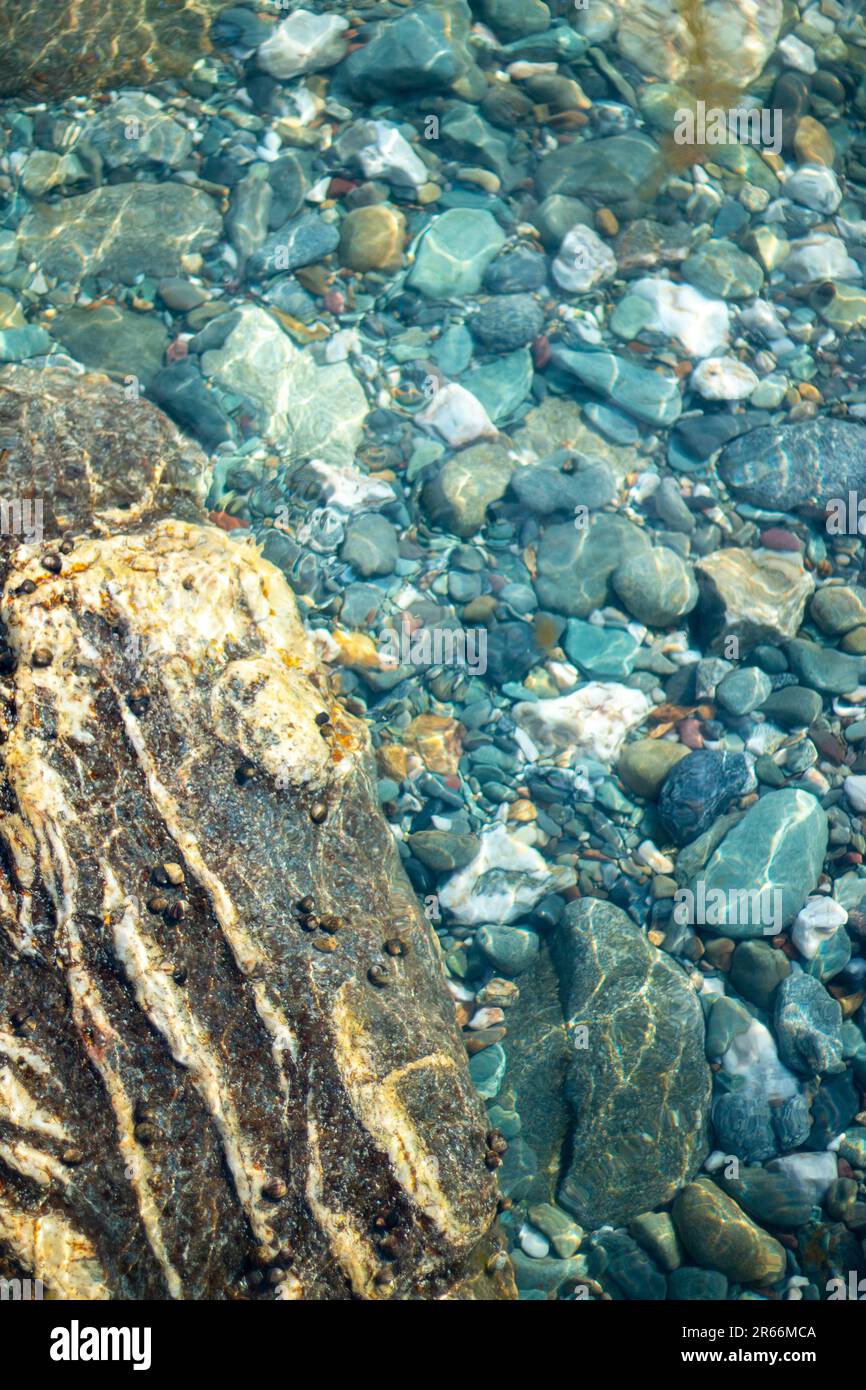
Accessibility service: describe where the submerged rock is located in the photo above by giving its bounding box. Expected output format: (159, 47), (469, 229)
(0, 0), (222, 99)
(552, 899), (711, 1229)
(719, 418), (866, 516)
(0, 365), (510, 1301)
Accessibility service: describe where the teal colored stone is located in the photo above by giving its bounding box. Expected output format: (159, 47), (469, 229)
(468, 1042), (507, 1099)
(716, 667), (773, 716)
(564, 619), (640, 677)
(477, 924), (540, 975)
(432, 323), (473, 376)
(583, 401), (640, 445)
(786, 638), (864, 695)
(682, 238), (764, 300)
(463, 348), (533, 423)
(804, 926), (852, 983)
(409, 208), (506, 298)
(838, 1127), (866, 1167)
(610, 294), (654, 340)
(554, 347), (682, 426)
(536, 132), (661, 204)
(690, 790), (829, 938)
(0, 324), (52, 361)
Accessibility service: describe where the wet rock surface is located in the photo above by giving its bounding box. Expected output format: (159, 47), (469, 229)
(0, 368), (507, 1301)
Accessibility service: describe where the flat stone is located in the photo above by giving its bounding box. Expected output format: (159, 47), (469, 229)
(682, 239), (764, 300)
(534, 515), (651, 617)
(535, 132), (662, 205)
(53, 304), (168, 387)
(719, 417), (866, 515)
(340, 514), (398, 577)
(201, 305), (367, 465)
(553, 347), (682, 426)
(409, 209), (506, 298)
(422, 442), (514, 537)
(811, 585), (866, 636)
(552, 899), (711, 1229)
(19, 183), (221, 285)
(255, 10), (348, 78)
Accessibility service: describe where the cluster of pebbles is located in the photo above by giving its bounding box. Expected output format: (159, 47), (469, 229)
(2, 0), (866, 1301)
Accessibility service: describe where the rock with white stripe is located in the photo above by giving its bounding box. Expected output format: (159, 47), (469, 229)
(0, 366), (512, 1301)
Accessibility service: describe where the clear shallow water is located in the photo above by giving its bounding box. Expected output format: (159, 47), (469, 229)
(0, 0), (865, 1306)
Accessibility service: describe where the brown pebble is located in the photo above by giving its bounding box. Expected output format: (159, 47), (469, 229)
(42, 553), (62, 574)
(31, 647), (53, 667)
(367, 963), (392, 988)
(384, 937), (408, 956)
(167, 899), (189, 922)
(263, 1178), (287, 1201)
(147, 895), (170, 914)
(312, 936), (337, 953)
(162, 862), (185, 886)
(310, 801), (328, 824)
(61, 1147), (84, 1166)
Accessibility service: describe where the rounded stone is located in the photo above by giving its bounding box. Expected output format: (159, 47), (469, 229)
(340, 514), (398, 577)
(469, 294), (544, 353)
(618, 738), (689, 799)
(672, 1179), (786, 1284)
(338, 204), (405, 273)
(613, 546), (698, 627)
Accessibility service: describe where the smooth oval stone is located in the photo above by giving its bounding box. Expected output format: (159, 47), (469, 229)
(730, 940), (791, 1010)
(759, 685), (822, 727)
(716, 666), (773, 716)
(718, 1168), (813, 1230)
(689, 789), (829, 937)
(672, 1179), (786, 1284)
(618, 738), (690, 799)
(612, 546), (697, 627)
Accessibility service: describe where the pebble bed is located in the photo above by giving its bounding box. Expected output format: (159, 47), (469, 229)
(2, 0), (866, 1302)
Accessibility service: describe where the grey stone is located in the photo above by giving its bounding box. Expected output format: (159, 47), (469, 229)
(551, 899), (711, 1229)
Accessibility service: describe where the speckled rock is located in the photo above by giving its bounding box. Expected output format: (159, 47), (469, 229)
(719, 418), (866, 515)
(659, 750), (752, 845)
(775, 973), (845, 1077)
(552, 899), (711, 1229)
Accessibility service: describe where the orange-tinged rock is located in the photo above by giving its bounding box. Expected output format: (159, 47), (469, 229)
(508, 799), (537, 822)
(331, 629), (381, 668)
(377, 743), (409, 782)
(404, 714), (464, 775)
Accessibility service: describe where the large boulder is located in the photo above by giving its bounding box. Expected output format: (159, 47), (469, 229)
(0, 366), (510, 1301)
(0, 0), (223, 99)
(551, 899), (711, 1229)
